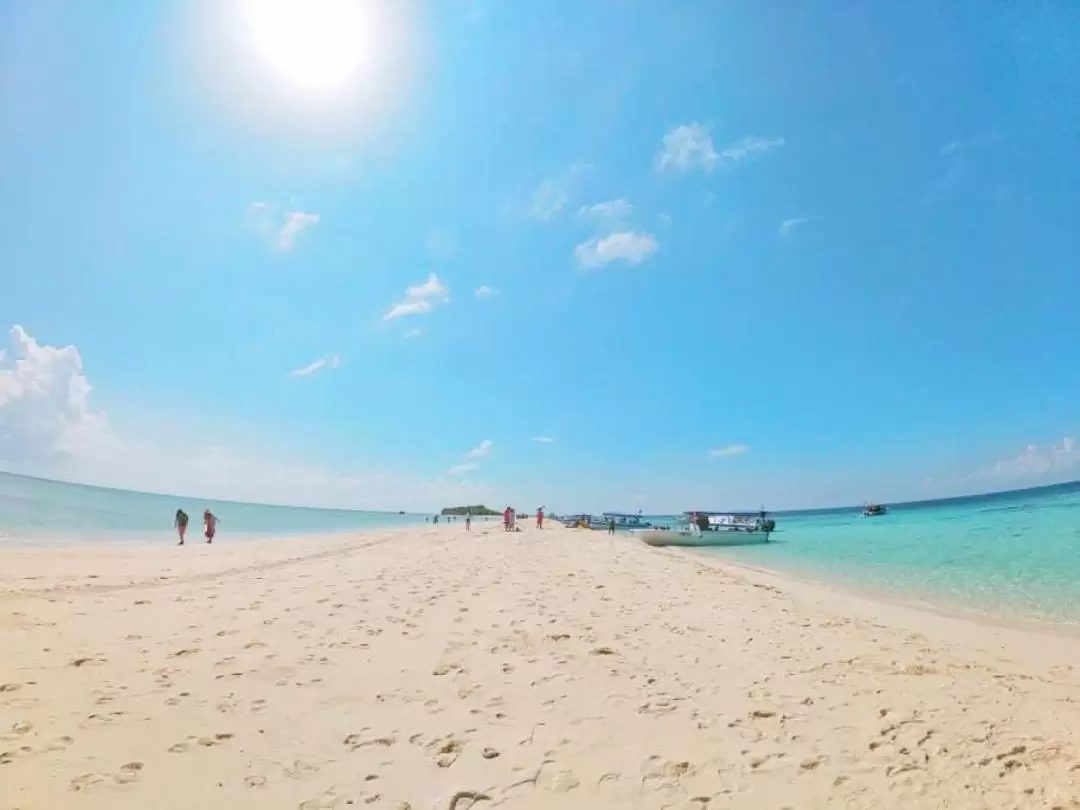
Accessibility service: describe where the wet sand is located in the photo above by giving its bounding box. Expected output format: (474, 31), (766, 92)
(4, 522), (1080, 809)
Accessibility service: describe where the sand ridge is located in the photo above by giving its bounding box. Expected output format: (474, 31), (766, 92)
(4, 522), (1080, 808)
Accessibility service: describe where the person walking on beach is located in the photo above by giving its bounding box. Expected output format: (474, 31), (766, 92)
(608, 516), (616, 536)
(465, 511), (472, 531)
(203, 509), (219, 544)
(503, 506), (512, 533)
(536, 506), (544, 529)
(174, 508), (189, 545)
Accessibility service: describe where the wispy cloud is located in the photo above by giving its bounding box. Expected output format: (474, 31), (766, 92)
(656, 126), (784, 174)
(279, 212), (320, 250)
(720, 136), (785, 164)
(529, 163), (591, 220)
(532, 436), (554, 444)
(778, 217), (808, 239)
(448, 438), (492, 475)
(403, 328), (423, 340)
(383, 273), (450, 321)
(575, 231), (659, 269)
(289, 355), (340, 379)
(708, 444), (749, 459)
(578, 198), (633, 225)
(248, 203), (320, 251)
(465, 439), (493, 459)
(969, 437), (1078, 481)
(655, 123), (719, 173)
(940, 131), (1002, 156)
(475, 285), (498, 298)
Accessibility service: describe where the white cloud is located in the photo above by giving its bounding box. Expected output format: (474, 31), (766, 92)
(720, 135), (785, 164)
(289, 355), (340, 379)
(709, 444), (749, 459)
(973, 437), (1079, 480)
(0, 325), (108, 466)
(656, 123), (719, 173)
(247, 203), (320, 251)
(532, 436), (554, 444)
(0, 326), (491, 512)
(529, 163), (590, 220)
(475, 285), (498, 298)
(465, 439), (492, 459)
(278, 212), (320, 250)
(656, 126), (784, 174)
(403, 328), (423, 340)
(447, 439), (492, 475)
(578, 198), (633, 225)
(383, 273), (450, 321)
(575, 231), (659, 269)
(778, 217), (808, 239)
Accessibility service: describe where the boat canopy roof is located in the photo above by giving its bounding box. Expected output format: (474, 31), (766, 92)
(682, 511), (760, 518)
(602, 511), (643, 518)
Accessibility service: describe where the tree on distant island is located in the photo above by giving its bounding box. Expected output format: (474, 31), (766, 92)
(441, 505), (500, 516)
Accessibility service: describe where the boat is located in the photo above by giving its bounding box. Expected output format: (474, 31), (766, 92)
(638, 510), (775, 547)
(559, 514), (594, 529)
(598, 511), (653, 530)
(559, 512), (655, 531)
(862, 503), (888, 517)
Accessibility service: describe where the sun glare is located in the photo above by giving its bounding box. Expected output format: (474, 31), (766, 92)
(243, 0), (375, 91)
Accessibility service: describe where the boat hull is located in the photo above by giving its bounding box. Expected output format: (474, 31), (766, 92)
(636, 530), (771, 548)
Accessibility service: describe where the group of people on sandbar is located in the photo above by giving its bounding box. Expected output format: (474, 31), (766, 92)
(173, 508), (219, 545)
(500, 506), (543, 532)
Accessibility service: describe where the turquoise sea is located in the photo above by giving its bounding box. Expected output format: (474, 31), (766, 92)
(5, 472), (1080, 626)
(690, 481), (1080, 626)
(0, 472), (427, 547)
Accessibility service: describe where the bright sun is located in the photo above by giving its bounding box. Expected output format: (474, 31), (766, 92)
(243, 0), (375, 91)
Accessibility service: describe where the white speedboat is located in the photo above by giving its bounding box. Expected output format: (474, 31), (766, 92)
(637, 510), (775, 547)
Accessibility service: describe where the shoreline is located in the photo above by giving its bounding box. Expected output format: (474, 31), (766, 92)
(6, 523), (1080, 640)
(678, 545), (1080, 640)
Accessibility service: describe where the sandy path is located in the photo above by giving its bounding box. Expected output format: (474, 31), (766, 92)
(4, 523), (1080, 809)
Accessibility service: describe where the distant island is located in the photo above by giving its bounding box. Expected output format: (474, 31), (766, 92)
(441, 505), (501, 516)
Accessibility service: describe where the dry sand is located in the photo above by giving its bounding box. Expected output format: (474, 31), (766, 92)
(4, 522), (1080, 809)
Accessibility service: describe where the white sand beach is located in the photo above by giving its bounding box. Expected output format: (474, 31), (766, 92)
(5, 522), (1080, 809)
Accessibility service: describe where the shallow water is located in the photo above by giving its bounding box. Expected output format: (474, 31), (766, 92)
(693, 482), (1080, 625)
(0, 472), (427, 547)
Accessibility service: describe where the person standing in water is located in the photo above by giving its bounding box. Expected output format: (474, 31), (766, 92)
(203, 510), (219, 544)
(174, 509), (189, 545)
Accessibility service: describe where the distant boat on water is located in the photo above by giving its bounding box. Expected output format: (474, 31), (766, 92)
(637, 510), (775, 547)
(862, 503), (888, 517)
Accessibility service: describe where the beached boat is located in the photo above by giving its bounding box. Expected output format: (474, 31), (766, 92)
(559, 512), (655, 530)
(598, 512), (653, 530)
(638, 510), (775, 547)
(559, 514), (594, 529)
(862, 503), (888, 517)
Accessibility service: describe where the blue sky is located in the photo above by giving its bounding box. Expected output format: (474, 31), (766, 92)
(1, 0), (1079, 512)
